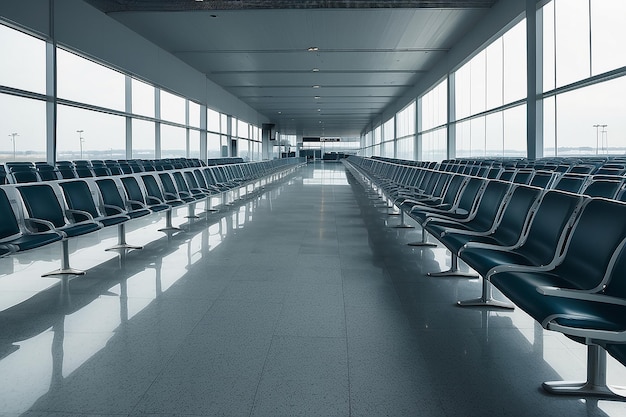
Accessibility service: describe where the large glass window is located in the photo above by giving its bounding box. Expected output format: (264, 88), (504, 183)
(160, 90), (185, 125)
(57, 48), (125, 111)
(0, 23), (46, 94)
(207, 132), (221, 158)
(132, 119), (155, 159)
(421, 129), (447, 162)
(189, 129), (200, 158)
(542, 0), (626, 156)
(0, 94), (46, 162)
(189, 102), (201, 129)
(207, 108), (220, 133)
(57, 105), (125, 160)
(160, 124), (186, 158)
(453, 18), (526, 158)
(131, 78), (154, 118)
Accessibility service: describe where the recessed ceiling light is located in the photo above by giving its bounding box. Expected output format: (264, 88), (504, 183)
(312, 68), (320, 72)
(317, 109), (321, 112)
(312, 85), (320, 89)
(307, 47), (319, 52)
(278, 111), (282, 114)
(314, 96), (321, 99)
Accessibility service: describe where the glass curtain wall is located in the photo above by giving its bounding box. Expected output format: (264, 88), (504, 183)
(419, 79), (447, 162)
(0, 20), (260, 165)
(542, 0), (626, 156)
(453, 19), (527, 158)
(395, 101), (416, 160)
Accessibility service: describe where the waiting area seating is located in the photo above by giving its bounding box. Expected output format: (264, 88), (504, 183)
(0, 157), (305, 279)
(344, 154), (626, 400)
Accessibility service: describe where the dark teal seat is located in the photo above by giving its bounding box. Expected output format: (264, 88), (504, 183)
(95, 178), (151, 219)
(60, 180), (141, 252)
(423, 180), (512, 277)
(17, 183), (102, 276)
(120, 176), (169, 213)
(0, 187), (62, 253)
(142, 174), (185, 207)
(456, 190), (585, 307)
(488, 198), (626, 399)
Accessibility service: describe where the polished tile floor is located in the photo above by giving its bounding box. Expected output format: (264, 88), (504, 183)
(0, 162), (625, 417)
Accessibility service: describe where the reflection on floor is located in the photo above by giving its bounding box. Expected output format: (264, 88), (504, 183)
(0, 162), (625, 417)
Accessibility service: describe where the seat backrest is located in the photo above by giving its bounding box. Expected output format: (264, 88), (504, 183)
(172, 171), (192, 194)
(194, 169), (209, 189)
(60, 180), (100, 218)
(18, 184), (66, 229)
(92, 166), (112, 177)
(0, 188), (22, 240)
(75, 166), (95, 178)
(439, 174), (467, 207)
(556, 198), (626, 291)
(511, 169), (533, 185)
(141, 174), (166, 202)
(463, 180), (511, 230)
(56, 166), (77, 179)
(497, 169), (516, 182)
(96, 178), (126, 215)
(453, 177), (486, 214)
(184, 171), (201, 190)
(490, 185), (543, 246)
(529, 171), (556, 189)
(581, 179), (622, 199)
(120, 177), (147, 207)
(552, 173), (589, 194)
(514, 190), (585, 265)
(158, 172), (179, 196)
(12, 170), (41, 184)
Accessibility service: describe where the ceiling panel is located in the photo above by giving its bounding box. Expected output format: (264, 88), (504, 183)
(86, 0), (495, 137)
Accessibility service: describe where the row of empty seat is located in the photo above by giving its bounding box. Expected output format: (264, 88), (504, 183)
(0, 157), (305, 279)
(344, 155), (626, 401)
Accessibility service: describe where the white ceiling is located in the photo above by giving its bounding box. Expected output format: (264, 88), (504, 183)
(87, 1), (495, 137)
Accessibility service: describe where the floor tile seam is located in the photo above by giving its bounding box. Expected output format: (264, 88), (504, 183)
(125, 293), (222, 416)
(246, 296), (290, 417)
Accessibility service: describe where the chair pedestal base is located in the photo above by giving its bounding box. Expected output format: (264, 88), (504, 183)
(427, 254), (479, 278)
(43, 267), (85, 277)
(105, 243), (143, 252)
(542, 346), (626, 400)
(457, 278), (514, 309)
(457, 297), (514, 309)
(42, 240), (85, 277)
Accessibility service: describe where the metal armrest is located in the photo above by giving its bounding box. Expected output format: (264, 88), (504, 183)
(163, 192), (180, 200)
(103, 204), (126, 214)
(65, 208), (95, 222)
(439, 226), (493, 239)
(126, 199), (148, 209)
(544, 315), (626, 343)
(146, 196), (164, 205)
(24, 217), (57, 233)
(537, 287), (625, 306)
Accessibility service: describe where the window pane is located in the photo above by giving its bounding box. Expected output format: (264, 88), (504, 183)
(503, 104), (527, 156)
(591, 0), (626, 75)
(207, 108), (220, 133)
(421, 79), (447, 131)
(189, 129), (200, 158)
(503, 19), (526, 103)
(421, 129), (447, 162)
(485, 112), (503, 156)
(208, 132), (221, 158)
(455, 63), (472, 120)
(470, 50), (487, 115)
(160, 124), (186, 158)
(0, 23), (46, 94)
(189, 102), (201, 128)
(57, 48), (125, 111)
(555, 76), (626, 155)
(543, 1), (556, 92)
(555, 0), (590, 87)
(396, 136), (414, 160)
(160, 90), (185, 124)
(396, 101), (416, 137)
(132, 78), (154, 118)
(238, 120), (249, 139)
(470, 116), (486, 157)
(132, 119), (155, 159)
(0, 94), (46, 162)
(455, 120), (472, 157)
(57, 105), (125, 160)
(485, 38), (503, 110)
(543, 96), (556, 157)
(383, 117), (394, 141)
(220, 114), (228, 134)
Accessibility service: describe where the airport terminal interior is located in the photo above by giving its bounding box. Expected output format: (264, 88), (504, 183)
(2, 0), (626, 416)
